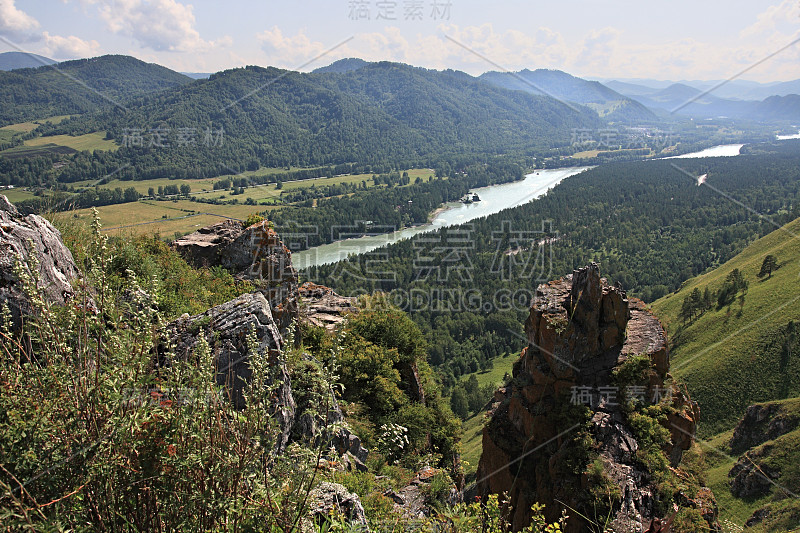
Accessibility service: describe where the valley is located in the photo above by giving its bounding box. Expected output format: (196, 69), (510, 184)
(1, 36), (799, 532)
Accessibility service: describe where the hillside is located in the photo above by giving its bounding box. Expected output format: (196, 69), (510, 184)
(0, 51), (56, 71)
(653, 215), (800, 436)
(0, 54), (192, 125)
(26, 61), (601, 182)
(480, 68), (657, 122)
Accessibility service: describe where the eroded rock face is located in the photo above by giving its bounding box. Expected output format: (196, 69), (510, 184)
(477, 264), (708, 532)
(298, 282), (357, 331)
(172, 220), (299, 333)
(730, 402), (800, 454)
(162, 292), (295, 451)
(0, 195), (81, 330)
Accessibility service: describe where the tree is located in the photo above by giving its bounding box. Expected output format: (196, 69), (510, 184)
(180, 184), (191, 196)
(148, 187), (155, 197)
(450, 387), (469, 419)
(758, 254), (778, 279)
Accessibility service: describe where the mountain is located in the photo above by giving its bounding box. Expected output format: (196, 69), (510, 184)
(480, 68), (657, 122)
(181, 72), (211, 79)
(652, 212), (800, 530)
(0, 54), (193, 125)
(39, 61), (602, 181)
(753, 94), (800, 122)
(613, 81), (800, 120)
(0, 51), (56, 70)
(313, 58), (368, 74)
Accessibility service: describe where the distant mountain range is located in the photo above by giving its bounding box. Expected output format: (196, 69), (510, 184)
(605, 77), (800, 101)
(605, 80), (800, 121)
(0, 51), (57, 71)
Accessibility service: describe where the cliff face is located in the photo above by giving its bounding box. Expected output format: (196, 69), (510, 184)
(477, 264), (710, 532)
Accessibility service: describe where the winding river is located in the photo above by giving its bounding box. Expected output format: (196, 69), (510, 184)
(293, 134), (799, 269)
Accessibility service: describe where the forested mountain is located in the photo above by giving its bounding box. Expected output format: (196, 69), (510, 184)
(480, 68), (657, 122)
(0, 55), (192, 125)
(309, 145), (800, 384)
(312, 58), (368, 73)
(17, 61), (601, 183)
(0, 51), (56, 71)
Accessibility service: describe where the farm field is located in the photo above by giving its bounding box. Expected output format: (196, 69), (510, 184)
(23, 132), (117, 152)
(54, 199), (279, 238)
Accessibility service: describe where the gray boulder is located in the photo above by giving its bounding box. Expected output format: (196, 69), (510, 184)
(0, 195), (81, 330)
(309, 482), (369, 531)
(162, 292), (295, 451)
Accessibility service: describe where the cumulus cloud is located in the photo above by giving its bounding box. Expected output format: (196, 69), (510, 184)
(741, 0), (800, 38)
(257, 26), (329, 66)
(95, 0), (230, 52)
(0, 0), (41, 42)
(42, 31), (101, 59)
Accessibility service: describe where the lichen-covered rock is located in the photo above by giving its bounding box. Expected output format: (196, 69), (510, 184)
(477, 264), (709, 532)
(162, 292), (295, 451)
(310, 482), (369, 531)
(298, 282), (357, 331)
(0, 195), (81, 330)
(171, 219), (243, 267)
(171, 220), (299, 334)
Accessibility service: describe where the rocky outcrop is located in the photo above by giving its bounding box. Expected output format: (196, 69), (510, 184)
(730, 401), (800, 454)
(310, 482), (369, 531)
(298, 282), (357, 331)
(172, 220), (299, 333)
(170, 219), (242, 267)
(476, 264), (710, 532)
(0, 195), (81, 330)
(161, 292), (295, 451)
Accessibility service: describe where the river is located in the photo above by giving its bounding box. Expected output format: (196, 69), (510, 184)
(293, 136), (797, 269)
(291, 166), (592, 269)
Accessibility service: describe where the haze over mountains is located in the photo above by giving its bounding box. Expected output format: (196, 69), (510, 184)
(1, 51), (798, 128)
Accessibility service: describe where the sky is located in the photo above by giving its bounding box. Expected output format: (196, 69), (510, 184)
(1, 0), (799, 82)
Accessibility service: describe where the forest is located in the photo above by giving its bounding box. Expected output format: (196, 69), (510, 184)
(308, 146), (800, 386)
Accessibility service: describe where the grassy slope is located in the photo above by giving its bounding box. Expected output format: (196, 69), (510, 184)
(652, 216), (800, 437)
(457, 352), (519, 475)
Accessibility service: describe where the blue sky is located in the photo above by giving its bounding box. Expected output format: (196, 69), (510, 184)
(1, 0), (799, 81)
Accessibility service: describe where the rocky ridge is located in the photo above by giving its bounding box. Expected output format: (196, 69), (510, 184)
(476, 264), (715, 532)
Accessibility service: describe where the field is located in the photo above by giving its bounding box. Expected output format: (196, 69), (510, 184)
(52, 199), (276, 238)
(23, 132), (117, 152)
(32, 167), (437, 238)
(72, 177), (221, 194)
(0, 188), (37, 203)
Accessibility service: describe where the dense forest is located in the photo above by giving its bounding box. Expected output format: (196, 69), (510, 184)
(0, 55), (191, 125)
(308, 146), (800, 386)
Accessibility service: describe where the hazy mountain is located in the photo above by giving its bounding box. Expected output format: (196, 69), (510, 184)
(313, 58), (368, 74)
(0, 51), (57, 71)
(0, 54), (193, 125)
(181, 72), (211, 79)
(479, 68), (657, 123)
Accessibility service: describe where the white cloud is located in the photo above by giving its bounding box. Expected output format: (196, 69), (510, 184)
(42, 31), (100, 59)
(94, 0), (230, 52)
(741, 0), (800, 38)
(0, 0), (41, 42)
(257, 26), (328, 66)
